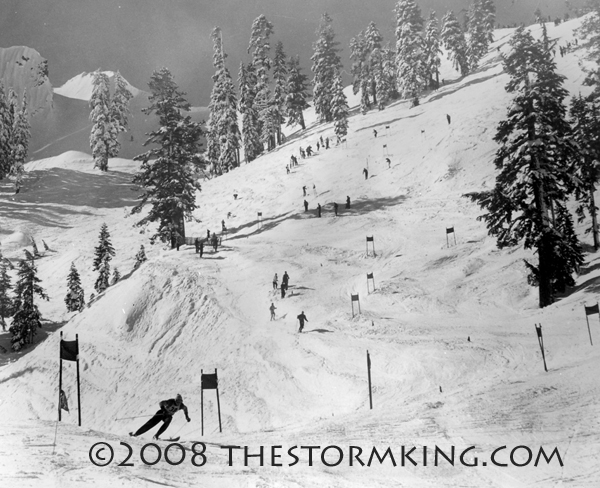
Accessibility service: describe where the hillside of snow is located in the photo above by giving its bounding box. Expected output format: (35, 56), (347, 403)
(0, 18), (599, 487)
(53, 71), (142, 101)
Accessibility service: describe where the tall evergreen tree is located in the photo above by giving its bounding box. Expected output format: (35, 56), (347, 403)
(0, 82), (15, 180)
(311, 12), (343, 123)
(331, 71), (349, 140)
(10, 91), (29, 192)
(272, 41), (288, 145)
(93, 223), (115, 294)
(31, 236), (40, 258)
(350, 30), (372, 113)
(89, 72), (115, 171)
(110, 72), (133, 157)
(207, 27), (241, 175)
(466, 0), (490, 72)
(285, 56), (310, 130)
(238, 62), (262, 162)
(89, 71), (132, 171)
(395, 0), (426, 106)
(0, 252), (13, 331)
(481, 0), (497, 42)
(10, 252), (48, 351)
(249, 15), (276, 151)
(132, 68), (203, 246)
(441, 11), (469, 76)
(570, 94), (600, 250)
(465, 27), (582, 308)
(423, 11), (442, 89)
(65, 262), (85, 312)
(366, 22), (385, 106)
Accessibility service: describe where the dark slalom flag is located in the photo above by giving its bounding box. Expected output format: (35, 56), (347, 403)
(200, 369), (222, 435)
(60, 340), (79, 361)
(59, 389), (70, 412)
(201, 373), (218, 390)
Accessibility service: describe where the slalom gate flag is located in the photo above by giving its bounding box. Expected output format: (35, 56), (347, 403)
(60, 340), (78, 361)
(585, 304), (599, 315)
(201, 373), (218, 390)
(446, 227), (454, 234)
(59, 390), (69, 412)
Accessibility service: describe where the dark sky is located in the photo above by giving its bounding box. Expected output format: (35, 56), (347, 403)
(0, 0), (582, 106)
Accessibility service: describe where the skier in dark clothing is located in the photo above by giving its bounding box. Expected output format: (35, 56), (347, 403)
(221, 220), (226, 232)
(334, 202), (339, 216)
(282, 271), (289, 290)
(303, 185), (307, 197)
(363, 168), (368, 180)
(194, 238), (200, 254)
(207, 229), (211, 240)
(316, 141), (320, 151)
(346, 196), (351, 209)
(320, 135), (324, 145)
(317, 203), (322, 217)
(446, 114), (451, 125)
(211, 233), (218, 252)
(270, 303), (277, 320)
(129, 394), (190, 440)
(199, 240), (204, 257)
(273, 273), (278, 290)
(297, 311), (308, 333)
(286, 165), (290, 174)
(306, 146), (313, 156)
(386, 157), (391, 168)
(325, 137), (329, 149)
(373, 129), (378, 138)
(304, 200), (309, 212)
(281, 282), (286, 299)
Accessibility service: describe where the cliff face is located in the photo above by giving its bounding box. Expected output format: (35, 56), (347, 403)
(0, 45), (53, 116)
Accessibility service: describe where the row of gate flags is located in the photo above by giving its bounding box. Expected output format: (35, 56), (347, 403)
(57, 302), (600, 425)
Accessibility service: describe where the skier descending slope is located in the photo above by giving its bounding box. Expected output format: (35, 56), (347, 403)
(129, 394), (191, 440)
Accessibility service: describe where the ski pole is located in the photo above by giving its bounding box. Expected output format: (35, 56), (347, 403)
(115, 415), (155, 421)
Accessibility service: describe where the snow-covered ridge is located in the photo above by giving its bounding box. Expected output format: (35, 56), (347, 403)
(53, 71), (142, 101)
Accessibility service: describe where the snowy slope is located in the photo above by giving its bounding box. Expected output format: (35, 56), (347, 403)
(0, 17), (599, 488)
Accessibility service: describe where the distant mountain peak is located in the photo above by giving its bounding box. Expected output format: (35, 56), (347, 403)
(53, 71), (142, 101)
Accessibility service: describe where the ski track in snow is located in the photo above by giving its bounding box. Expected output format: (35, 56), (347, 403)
(0, 17), (599, 488)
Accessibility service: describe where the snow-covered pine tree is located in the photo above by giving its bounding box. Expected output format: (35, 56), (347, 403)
(550, 203), (584, 293)
(249, 15), (275, 151)
(381, 44), (399, 102)
(0, 82), (15, 180)
(423, 11), (442, 89)
(285, 55), (310, 130)
(31, 236), (40, 258)
(465, 27), (582, 308)
(365, 22), (384, 107)
(207, 27), (241, 175)
(238, 62), (262, 162)
(311, 12), (343, 123)
(331, 70), (349, 141)
(0, 252), (13, 331)
(93, 222), (115, 293)
(111, 267), (121, 285)
(272, 41), (288, 146)
(350, 30), (371, 113)
(65, 262), (85, 312)
(395, 0), (426, 106)
(89, 71), (115, 171)
(132, 68), (203, 247)
(134, 244), (147, 270)
(570, 94), (600, 250)
(441, 11), (469, 76)
(10, 251), (48, 351)
(10, 91), (29, 192)
(109, 71), (133, 158)
(481, 0), (497, 42)
(466, 0), (489, 72)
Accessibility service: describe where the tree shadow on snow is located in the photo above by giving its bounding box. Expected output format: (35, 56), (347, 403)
(12, 167), (140, 209)
(306, 328), (333, 334)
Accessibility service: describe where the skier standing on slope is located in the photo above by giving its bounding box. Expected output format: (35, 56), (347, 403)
(129, 394), (190, 440)
(273, 273), (278, 290)
(282, 271), (289, 290)
(270, 303), (277, 320)
(297, 311), (308, 333)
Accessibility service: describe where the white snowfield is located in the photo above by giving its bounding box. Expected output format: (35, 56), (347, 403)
(53, 71), (142, 101)
(0, 18), (599, 488)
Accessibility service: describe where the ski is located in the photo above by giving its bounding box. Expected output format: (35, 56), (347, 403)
(156, 436), (180, 442)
